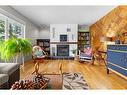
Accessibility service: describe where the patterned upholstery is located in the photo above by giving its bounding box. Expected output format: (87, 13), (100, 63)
(83, 47), (92, 56)
(79, 46), (93, 62)
(32, 46), (46, 60)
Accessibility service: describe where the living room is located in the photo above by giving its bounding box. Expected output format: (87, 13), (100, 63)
(0, 5), (127, 90)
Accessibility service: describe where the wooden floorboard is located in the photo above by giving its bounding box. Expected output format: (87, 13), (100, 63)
(20, 60), (127, 89)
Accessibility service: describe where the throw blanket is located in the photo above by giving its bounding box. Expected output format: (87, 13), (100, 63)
(83, 47), (92, 56)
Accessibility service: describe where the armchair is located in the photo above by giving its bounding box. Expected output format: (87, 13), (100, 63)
(32, 45), (47, 74)
(79, 46), (94, 64)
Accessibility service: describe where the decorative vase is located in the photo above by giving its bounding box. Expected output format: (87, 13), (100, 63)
(115, 39), (120, 44)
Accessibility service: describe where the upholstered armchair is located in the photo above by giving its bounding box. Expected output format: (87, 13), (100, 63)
(79, 46), (94, 64)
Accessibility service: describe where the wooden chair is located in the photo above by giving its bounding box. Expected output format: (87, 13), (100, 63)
(59, 62), (62, 75)
(32, 45), (47, 74)
(93, 46), (107, 65)
(93, 50), (107, 65)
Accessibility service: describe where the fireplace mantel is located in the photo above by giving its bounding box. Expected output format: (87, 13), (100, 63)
(50, 42), (77, 44)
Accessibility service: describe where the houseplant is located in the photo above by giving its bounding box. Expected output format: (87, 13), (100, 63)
(71, 49), (77, 60)
(0, 35), (32, 62)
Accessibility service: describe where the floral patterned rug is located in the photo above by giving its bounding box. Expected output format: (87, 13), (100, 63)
(62, 72), (89, 90)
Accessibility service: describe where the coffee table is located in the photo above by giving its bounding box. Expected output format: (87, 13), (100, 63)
(24, 74), (62, 89)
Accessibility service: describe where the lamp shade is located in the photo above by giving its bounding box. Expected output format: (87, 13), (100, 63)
(100, 36), (111, 42)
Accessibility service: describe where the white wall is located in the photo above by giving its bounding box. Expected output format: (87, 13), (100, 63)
(38, 29), (50, 39)
(50, 24), (77, 42)
(0, 6), (40, 61)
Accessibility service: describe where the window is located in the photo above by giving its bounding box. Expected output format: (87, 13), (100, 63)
(0, 14), (6, 42)
(8, 19), (24, 38)
(0, 19), (5, 42)
(0, 13), (25, 41)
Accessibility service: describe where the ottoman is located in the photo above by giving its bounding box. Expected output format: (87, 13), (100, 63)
(0, 63), (20, 88)
(0, 74), (9, 89)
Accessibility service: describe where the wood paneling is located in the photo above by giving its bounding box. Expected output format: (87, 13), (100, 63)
(90, 6), (127, 51)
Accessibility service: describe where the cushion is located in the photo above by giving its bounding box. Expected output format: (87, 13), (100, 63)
(83, 47), (92, 56)
(0, 63), (20, 75)
(0, 74), (8, 85)
(80, 53), (92, 58)
(35, 51), (44, 58)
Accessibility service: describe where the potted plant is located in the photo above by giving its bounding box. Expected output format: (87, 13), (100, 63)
(0, 36), (32, 63)
(71, 49), (77, 60)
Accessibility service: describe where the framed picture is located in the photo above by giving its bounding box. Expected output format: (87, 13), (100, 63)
(67, 28), (71, 32)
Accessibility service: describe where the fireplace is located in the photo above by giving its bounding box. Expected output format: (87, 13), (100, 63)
(57, 45), (69, 56)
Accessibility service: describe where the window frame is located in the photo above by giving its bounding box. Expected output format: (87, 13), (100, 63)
(0, 13), (7, 41)
(0, 12), (25, 41)
(8, 18), (25, 38)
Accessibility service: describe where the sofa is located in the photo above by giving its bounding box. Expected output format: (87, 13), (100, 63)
(0, 74), (9, 89)
(0, 63), (20, 89)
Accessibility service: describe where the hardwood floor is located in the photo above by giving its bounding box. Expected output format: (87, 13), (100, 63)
(20, 59), (127, 89)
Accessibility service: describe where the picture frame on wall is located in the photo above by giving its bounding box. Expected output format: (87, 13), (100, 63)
(67, 28), (71, 32)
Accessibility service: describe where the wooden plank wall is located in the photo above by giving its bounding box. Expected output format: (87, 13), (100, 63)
(90, 6), (127, 52)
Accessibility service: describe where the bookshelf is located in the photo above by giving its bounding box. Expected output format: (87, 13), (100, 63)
(78, 31), (90, 50)
(36, 39), (50, 55)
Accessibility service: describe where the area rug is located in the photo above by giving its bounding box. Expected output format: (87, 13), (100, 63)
(62, 72), (89, 90)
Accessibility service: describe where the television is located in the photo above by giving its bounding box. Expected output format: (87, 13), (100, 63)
(60, 35), (67, 41)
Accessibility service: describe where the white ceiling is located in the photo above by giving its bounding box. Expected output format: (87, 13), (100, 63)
(11, 6), (116, 27)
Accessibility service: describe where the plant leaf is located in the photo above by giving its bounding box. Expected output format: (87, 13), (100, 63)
(0, 37), (32, 61)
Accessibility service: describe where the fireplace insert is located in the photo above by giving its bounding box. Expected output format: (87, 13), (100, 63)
(57, 45), (69, 56)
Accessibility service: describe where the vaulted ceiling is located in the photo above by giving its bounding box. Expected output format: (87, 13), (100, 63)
(11, 6), (116, 27)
